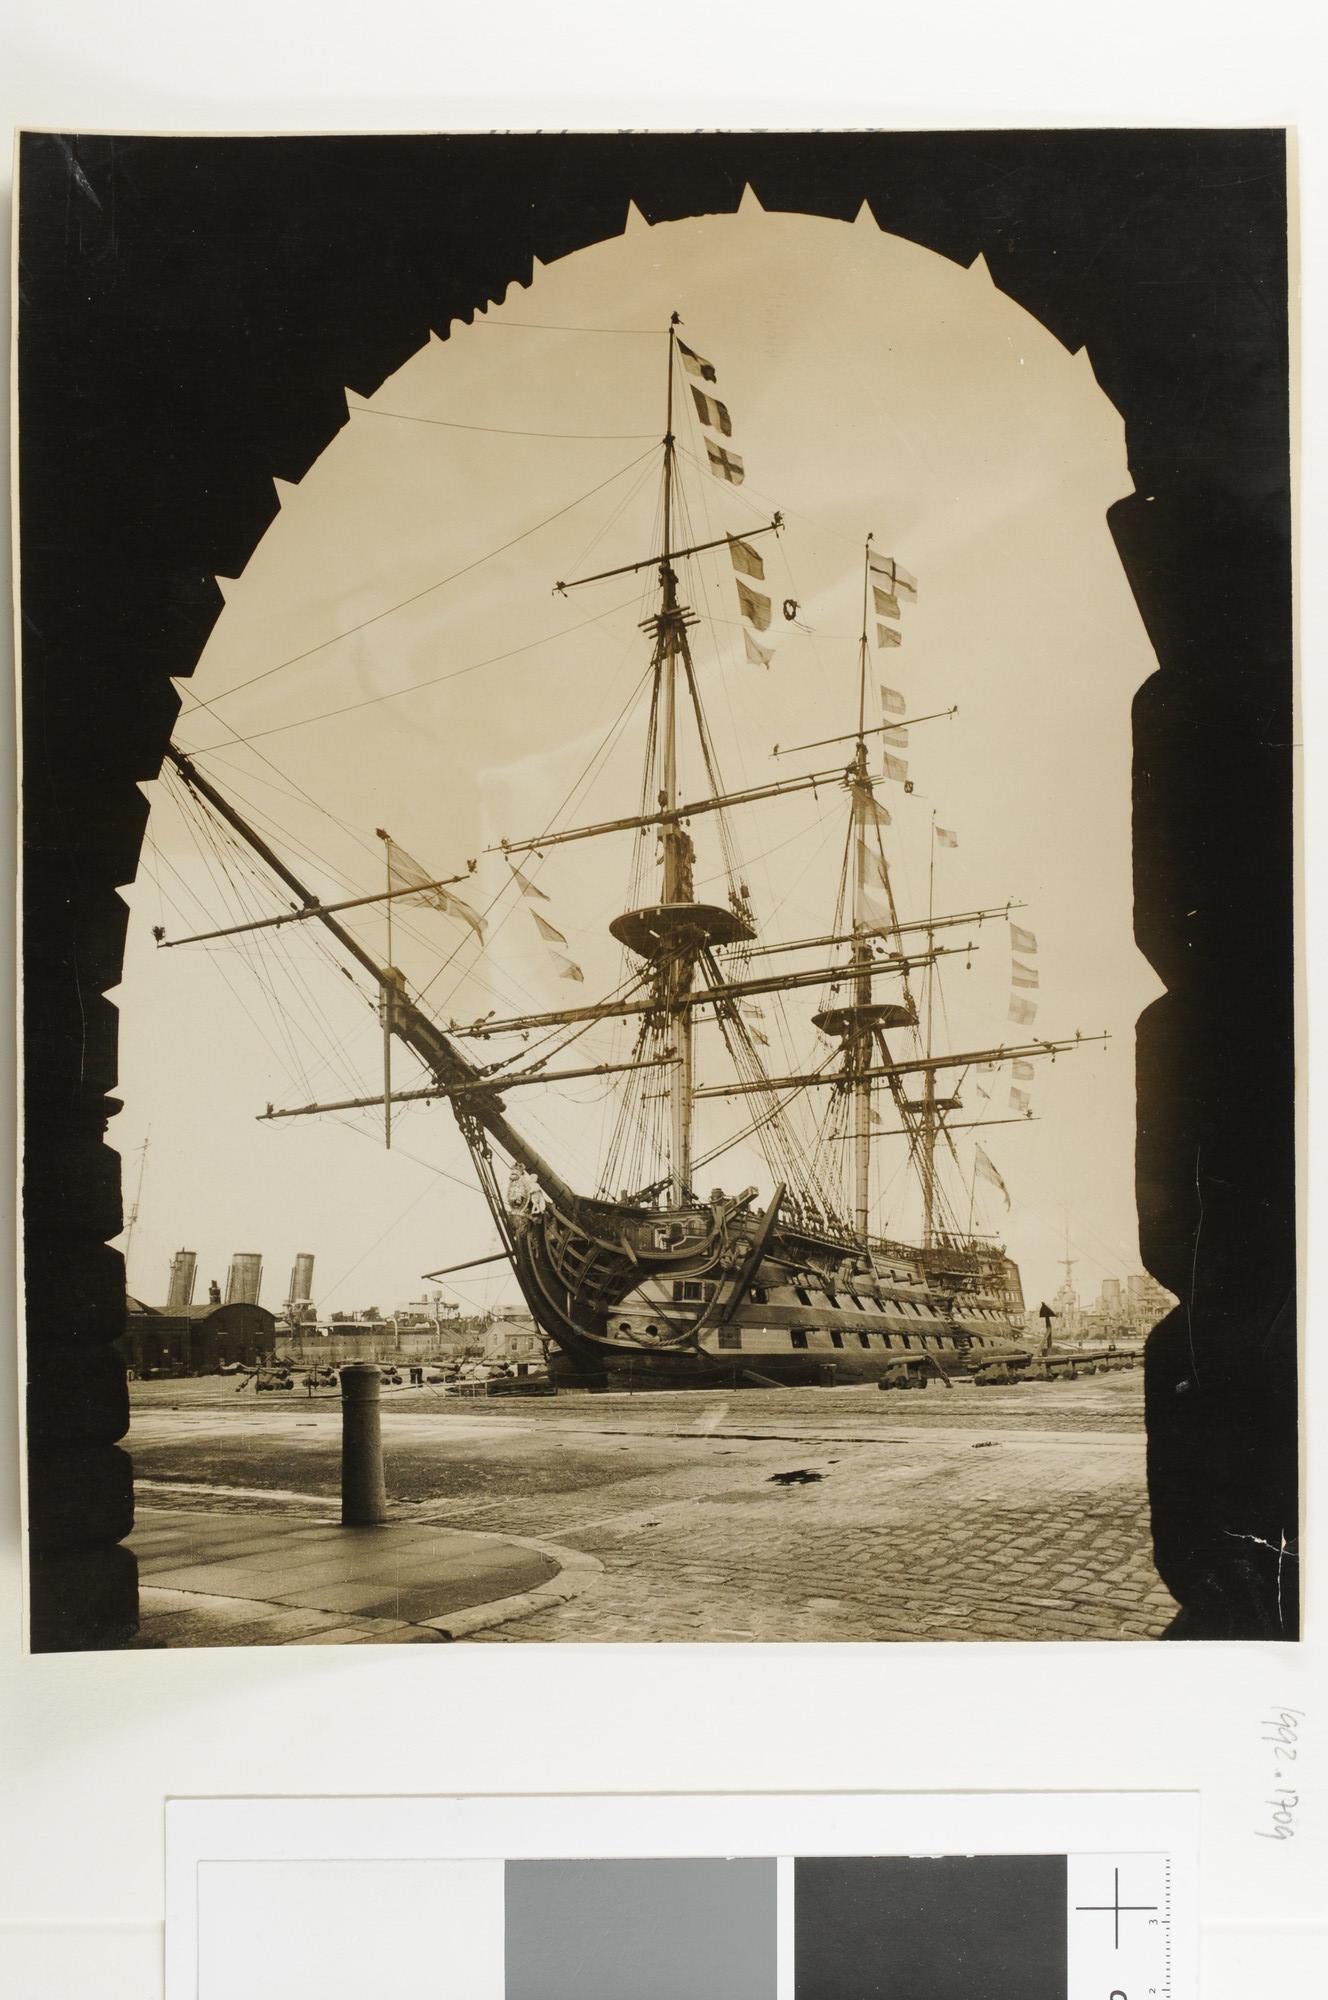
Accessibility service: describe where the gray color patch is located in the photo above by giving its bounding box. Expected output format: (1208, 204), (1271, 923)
(505, 1857), (777, 2000)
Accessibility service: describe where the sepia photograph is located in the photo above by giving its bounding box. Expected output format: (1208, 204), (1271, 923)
(17, 130), (1297, 1650)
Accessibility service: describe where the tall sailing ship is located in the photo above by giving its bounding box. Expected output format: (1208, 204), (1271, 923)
(156, 316), (1104, 1388)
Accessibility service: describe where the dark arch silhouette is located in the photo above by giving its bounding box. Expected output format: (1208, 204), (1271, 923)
(18, 131), (1295, 1647)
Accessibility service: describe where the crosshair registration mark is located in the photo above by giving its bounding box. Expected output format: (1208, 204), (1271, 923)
(1074, 1866), (1158, 1949)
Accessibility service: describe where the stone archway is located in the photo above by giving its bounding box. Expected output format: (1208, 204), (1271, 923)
(18, 130), (1295, 1647)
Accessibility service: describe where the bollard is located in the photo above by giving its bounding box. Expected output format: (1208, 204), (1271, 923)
(339, 1362), (387, 1526)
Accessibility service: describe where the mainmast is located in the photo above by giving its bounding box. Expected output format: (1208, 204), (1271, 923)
(581, 315), (758, 1207)
(849, 548), (875, 1238)
(657, 315), (693, 1201)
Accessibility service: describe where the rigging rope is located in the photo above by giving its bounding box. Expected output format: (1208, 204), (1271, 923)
(346, 405), (658, 442)
(177, 591), (643, 753)
(186, 758), (580, 1053)
(201, 445), (660, 708)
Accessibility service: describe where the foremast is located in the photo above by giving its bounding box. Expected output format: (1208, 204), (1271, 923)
(571, 315), (759, 1206)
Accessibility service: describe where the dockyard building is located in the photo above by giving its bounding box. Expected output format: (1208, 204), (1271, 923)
(119, 1298), (277, 1377)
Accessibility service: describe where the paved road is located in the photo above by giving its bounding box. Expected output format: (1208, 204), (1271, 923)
(127, 1371), (1177, 1642)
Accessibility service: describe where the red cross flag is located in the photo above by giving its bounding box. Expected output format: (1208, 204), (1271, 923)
(705, 438), (745, 484)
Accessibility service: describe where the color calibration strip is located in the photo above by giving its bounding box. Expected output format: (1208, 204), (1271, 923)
(193, 1850), (1178, 1999)
(507, 1852), (1174, 2000)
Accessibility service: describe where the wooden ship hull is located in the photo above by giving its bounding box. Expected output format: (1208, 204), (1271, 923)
(507, 1178), (1032, 1388)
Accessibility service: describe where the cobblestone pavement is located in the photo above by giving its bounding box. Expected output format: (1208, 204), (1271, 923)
(127, 1371), (1176, 1643)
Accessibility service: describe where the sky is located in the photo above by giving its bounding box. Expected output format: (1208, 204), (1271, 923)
(112, 191), (1162, 1319)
